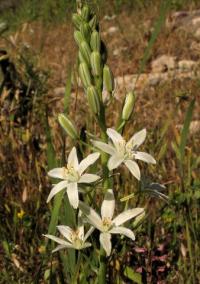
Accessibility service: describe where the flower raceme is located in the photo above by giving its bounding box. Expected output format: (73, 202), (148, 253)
(79, 189), (144, 256)
(43, 224), (94, 252)
(92, 128), (156, 180)
(47, 147), (100, 208)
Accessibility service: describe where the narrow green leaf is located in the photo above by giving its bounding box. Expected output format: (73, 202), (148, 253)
(64, 66), (72, 114)
(138, 1), (171, 76)
(124, 266), (142, 284)
(179, 99), (195, 162)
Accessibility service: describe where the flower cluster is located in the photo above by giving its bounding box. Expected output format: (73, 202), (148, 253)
(44, 4), (157, 260)
(44, 127), (154, 256)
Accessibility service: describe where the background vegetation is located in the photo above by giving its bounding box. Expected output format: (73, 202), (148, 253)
(0, 0), (199, 283)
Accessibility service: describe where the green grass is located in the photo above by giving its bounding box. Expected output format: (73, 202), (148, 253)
(0, 0), (200, 283)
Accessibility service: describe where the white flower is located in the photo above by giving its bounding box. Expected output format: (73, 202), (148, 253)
(43, 224), (94, 252)
(47, 147), (100, 208)
(79, 189), (144, 256)
(92, 128), (156, 180)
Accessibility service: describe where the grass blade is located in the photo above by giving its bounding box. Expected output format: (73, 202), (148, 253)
(179, 99), (195, 163)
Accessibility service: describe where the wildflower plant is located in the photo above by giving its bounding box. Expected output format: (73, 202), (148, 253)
(43, 3), (164, 283)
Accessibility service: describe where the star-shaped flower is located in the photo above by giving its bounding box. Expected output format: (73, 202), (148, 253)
(43, 224), (94, 252)
(92, 128), (156, 180)
(79, 189), (144, 256)
(47, 147), (100, 208)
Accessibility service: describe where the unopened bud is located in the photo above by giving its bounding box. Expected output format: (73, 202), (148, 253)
(72, 13), (83, 30)
(81, 5), (90, 22)
(80, 23), (91, 42)
(91, 51), (101, 76)
(87, 86), (100, 115)
(79, 62), (92, 88)
(78, 50), (85, 64)
(74, 31), (85, 47)
(122, 92), (135, 121)
(58, 114), (78, 139)
(89, 15), (97, 30)
(90, 30), (101, 52)
(80, 41), (91, 66)
(103, 65), (114, 92)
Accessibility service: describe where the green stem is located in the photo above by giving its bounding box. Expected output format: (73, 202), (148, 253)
(98, 247), (107, 284)
(71, 252), (82, 284)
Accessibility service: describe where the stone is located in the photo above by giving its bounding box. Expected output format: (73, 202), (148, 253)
(195, 27), (200, 39)
(54, 87), (65, 97)
(178, 60), (196, 71)
(151, 55), (176, 73)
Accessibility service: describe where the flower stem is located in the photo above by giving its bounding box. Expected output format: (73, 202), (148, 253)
(98, 247), (107, 284)
(71, 252), (82, 284)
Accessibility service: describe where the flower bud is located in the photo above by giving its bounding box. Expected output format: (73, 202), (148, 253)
(91, 51), (101, 76)
(87, 86), (100, 115)
(58, 114), (78, 139)
(90, 30), (101, 52)
(80, 41), (91, 66)
(81, 5), (90, 22)
(89, 15), (97, 30)
(74, 31), (85, 47)
(78, 50), (85, 64)
(80, 23), (91, 42)
(72, 13), (83, 30)
(122, 92), (135, 121)
(79, 62), (92, 88)
(103, 65), (114, 92)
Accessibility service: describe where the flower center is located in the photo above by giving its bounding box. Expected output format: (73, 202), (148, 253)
(116, 141), (126, 157)
(63, 166), (79, 182)
(71, 229), (83, 249)
(102, 217), (112, 232)
(125, 143), (137, 159)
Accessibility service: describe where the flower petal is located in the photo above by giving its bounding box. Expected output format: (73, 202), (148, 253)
(78, 152), (100, 175)
(100, 232), (112, 256)
(107, 128), (125, 149)
(127, 128), (146, 149)
(124, 160), (141, 180)
(134, 151), (156, 164)
(109, 226), (135, 241)
(48, 168), (64, 179)
(108, 154), (124, 170)
(47, 180), (68, 203)
(66, 182), (79, 209)
(78, 225), (84, 240)
(84, 227), (95, 242)
(112, 208), (144, 226)
(52, 244), (72, 253)
(79, 174), (100, 183)
(101, 189), (115, 220)
(79, 201), (102, 231)
(68, 147), (79, 170)
(81, 242), (92, 249)
(43, 234), (72, 246)
(92, 140), (116, 155)
(57, 225), (73, 242)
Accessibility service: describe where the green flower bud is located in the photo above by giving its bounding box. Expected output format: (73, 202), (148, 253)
(78, 50), (85, 64)
(80, 41), (91, 66)
(72, 13), (83, 30)
(91, 51), (101, 76)
(81, 5), (90, 22)
(80, 23), (91, 42)
(79, 62), (92, 88)
(103, 65), (114, 92)
(87, 86), (100, 115)
(90, 30), (101, 52)
(74, 31), (85, 47)
(58, 114), (78, 139)
(89, 15), (97, 30)
(122, 92), (135, 121)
